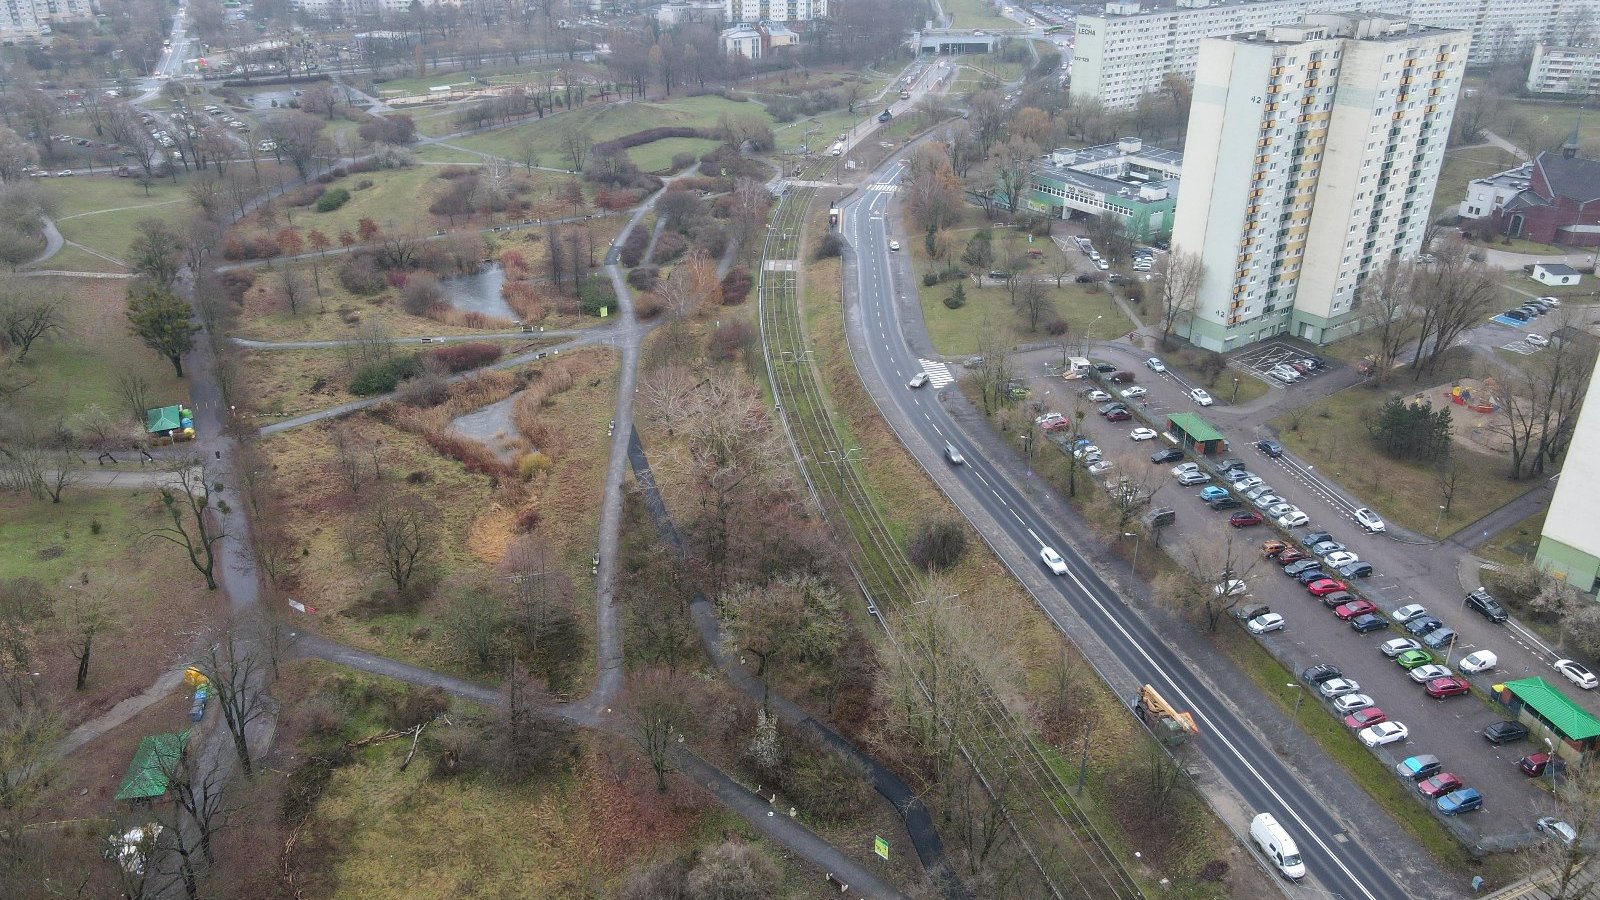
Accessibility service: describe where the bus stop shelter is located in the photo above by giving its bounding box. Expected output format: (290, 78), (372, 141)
(1165, 412), (1226, 456)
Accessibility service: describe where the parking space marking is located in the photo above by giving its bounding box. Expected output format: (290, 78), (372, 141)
(1500, 341), (1538, 355)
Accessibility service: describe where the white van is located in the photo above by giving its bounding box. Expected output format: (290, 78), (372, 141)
(1251, 813), (1305, 880)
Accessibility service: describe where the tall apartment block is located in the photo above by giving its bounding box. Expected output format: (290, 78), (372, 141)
(1527, 43), (1600, 94)
(0, 0), (93, 41)
(1070, 0), (1591, 109)
(724, 0), (827, 23)
(1170, 15), (1467, 351)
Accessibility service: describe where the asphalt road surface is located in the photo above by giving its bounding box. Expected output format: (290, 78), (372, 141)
(839, 166), (1412, 900)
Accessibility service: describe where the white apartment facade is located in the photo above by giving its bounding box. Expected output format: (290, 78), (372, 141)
(292, 0), (466, 16)
(1528, 43), (1600, 94)
(1171, 15), (1466, 350)
(724, 0), (826, 24)
(0, 0), (93, 40)
(1071, 0), (1593, 109)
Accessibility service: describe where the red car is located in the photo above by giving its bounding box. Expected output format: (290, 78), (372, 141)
(1230, 511), (1265, 528)
(1276, 548), (1310, 564)
(1344, 708), (1388, 729)
(1105, 409), (1133, 422)
(1418, 773), (1464, 798)
(1333, 599), (1377, 619)
(1518, 753), (1561, 777)
(1309, 578), (1351, 597)
(1425, 676), (1472, 699)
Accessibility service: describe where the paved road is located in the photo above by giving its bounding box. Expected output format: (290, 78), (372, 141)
(840, 158), (1429, 900)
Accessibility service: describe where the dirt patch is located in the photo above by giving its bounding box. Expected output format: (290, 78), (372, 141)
(1407, 377), (1522, 455)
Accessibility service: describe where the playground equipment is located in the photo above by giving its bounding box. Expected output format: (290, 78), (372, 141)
(1450, 384), (1497, 414)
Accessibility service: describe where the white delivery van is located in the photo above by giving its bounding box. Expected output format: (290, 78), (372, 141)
(1250, 813), (1305, 880)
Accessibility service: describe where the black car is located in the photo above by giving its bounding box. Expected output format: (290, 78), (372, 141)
(1484, 721), (1529, 744)
(1094, 363), (1118, 373)
(1074, 273), (1094, 283)
(1209, 497), (1243, 511)
(1466, 588), (1508, 624)
(1339, 562), (1375, 579)
(1150, 447), (1184, 464)
(1218, 458), (1246, 473)
(1284, 559), (1322, 577)
(1302, 663), (1342, 685)
(1405, 615), (1445, 637)
(1256, 439), (1284, 458)
(1296, 569), (1329, 585)
(1504, 309), (1531, 321)
(1098, 401), (1129, 416)
(1319, 591), (1356, 608)
(1350, 614), (1390, 634)
(1303, 531), (1335, 548)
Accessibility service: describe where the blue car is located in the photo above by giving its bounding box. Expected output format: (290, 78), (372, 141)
(1437, 788), (1483, 815)
(1199, 486), (1231, 502)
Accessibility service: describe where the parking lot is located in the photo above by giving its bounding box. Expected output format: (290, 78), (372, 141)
(1230, 341), (1333, 386)
(1020, 353), (1589, 848)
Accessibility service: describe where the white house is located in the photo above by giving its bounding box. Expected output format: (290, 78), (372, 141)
(1533, 262), (1583, 286)
(721, 24), (764, 58)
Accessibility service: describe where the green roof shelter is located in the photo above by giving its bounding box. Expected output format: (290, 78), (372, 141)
(1165, 412), (1226, 457)
(115, 731), (189, 803)
(1499, 678), (1600, 758)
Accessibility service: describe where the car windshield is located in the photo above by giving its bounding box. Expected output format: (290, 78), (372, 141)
(1281, 853), (1301, 868)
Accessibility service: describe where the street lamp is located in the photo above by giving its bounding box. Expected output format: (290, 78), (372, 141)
(1231, 376), (1240, 405)
(1435, 504), (1447, 537)
(1124, 531), (1141, 571)
(1287, 682), (1304, 734)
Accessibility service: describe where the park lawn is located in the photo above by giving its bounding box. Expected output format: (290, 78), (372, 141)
(236, 348), (362, 419)
(1502, 274), (1600, 304)
(372, 71), (487, 95)
(44, 173), (190, 219)
(942, 0), (1016, 30)
(918, 279), (1125, 356)
(626, 136), (721, 173)
(1268, 379), (1536, 537)
(14, 275), (188, 414)
(0, 490), (222, 733)
(230, 262), (500, 343)
(283, 165), (444, 237)
(1430, 145), (1518, 222)
(455, 95), (759, 165)
(1483, 235), (1570, 256)
(40, 244), (128, 273)
(55, 199), (190, 262)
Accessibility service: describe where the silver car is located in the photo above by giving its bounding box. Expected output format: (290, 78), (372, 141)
(1319, 678), (1362, 699)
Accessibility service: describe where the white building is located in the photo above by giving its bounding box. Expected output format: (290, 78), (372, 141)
(1459, 161), (1534, 218)
(1528, 43), (1600, 94)
(656, 1), (726, 26)
(1536, 360), (1600, 593)
(1070, 0), (1596, 109)
(724, 0), (826, 24)
(721, 23), (766, 57)
(291, 0), (464, 16)
(0, 0), (93, 40)
(1171, 14), (1467, 350)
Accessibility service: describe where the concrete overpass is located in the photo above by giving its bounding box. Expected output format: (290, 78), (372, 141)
(912, 28), (1016, 54)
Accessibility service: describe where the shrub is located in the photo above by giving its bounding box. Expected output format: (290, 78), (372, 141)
(400, 273), (443, 315)
(220, 270), (256, 305)
(650, 232), (688, 265)
(707, 321), (752, 361)
(339, 255), (387, 295)
(518, 452), (553, 479)
(1045, 319), (1069, 336)
(426, 341), (503, 373)
(350, 354), (424, 395)
(908, 518), (967, 571)
(814, 233), (844, 260)
(619, 228), (649, 267)
(720, 267), (752, 305)
(577, 274), (617, 316)
(354, 178), (375, 190)
(514, 505), (542, 531)
(634, 294), (663, 318)
(668, 152), (697, 173)
(923, 272), (939, 287)
(627, 266), (659, 291)
(943, 282), (967, 309)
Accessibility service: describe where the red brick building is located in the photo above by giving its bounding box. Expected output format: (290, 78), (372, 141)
(1492, 126), (1600, 248)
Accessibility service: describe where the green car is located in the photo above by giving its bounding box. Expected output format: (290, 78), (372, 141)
(1396, 649), (1434, 670)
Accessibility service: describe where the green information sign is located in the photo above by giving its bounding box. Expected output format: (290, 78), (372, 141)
(600, 306), (609, 318)
(873, 836), (889, 861)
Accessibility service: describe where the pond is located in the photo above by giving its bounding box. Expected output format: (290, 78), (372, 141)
(441, 263), (516, 321)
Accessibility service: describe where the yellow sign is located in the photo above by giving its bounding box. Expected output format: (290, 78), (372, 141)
(600, 306), (609, 318)
(873, 836), (889, 861)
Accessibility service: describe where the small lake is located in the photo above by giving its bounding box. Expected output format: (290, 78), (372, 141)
(441, 264), (516, 321)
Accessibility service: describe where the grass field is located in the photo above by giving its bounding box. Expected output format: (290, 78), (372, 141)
(40, 244), (128, 273)
(46, 177), (193, 261)
(1268, 375), (1536, 537)
(1431, 145), (1519, 223)
(1477, 507), (1549, 567)
(289, 165), (444, 236)
(454, 96), (765, 165)
(942, 0), (1016, 30)
(13, 275), (189, 414)
(626, 136), (721, 173)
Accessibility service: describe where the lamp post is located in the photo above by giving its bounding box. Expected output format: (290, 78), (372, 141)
(1124, 531), (1142, 572)
(1287, 682), (1304, 734)
(1231, 375), (1241, 405)
(1435, 504), (1447, 537)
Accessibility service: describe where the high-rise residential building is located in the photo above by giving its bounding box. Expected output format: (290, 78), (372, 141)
(0, 0), (93, 40)
(1069, 0), (1593, 109)
(1536, 359), (1600, 594)
(1527, 43), (1600, 94)
(1170, 14), (1466, 350)
(724, 0), (827, 24)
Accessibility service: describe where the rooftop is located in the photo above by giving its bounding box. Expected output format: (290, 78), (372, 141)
(1166, 412), (1224, 443)
(1503, 677), (1600, 742)
(1034, 140), (1184, 205)
(1537, 262), (1581, 276)
(1534, 150), (1600, 204)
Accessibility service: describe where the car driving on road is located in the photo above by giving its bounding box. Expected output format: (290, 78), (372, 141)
(1555, 659), (1599, 689)
(1189, 387), (1214, 406)
(1040, 546), (1069, 575)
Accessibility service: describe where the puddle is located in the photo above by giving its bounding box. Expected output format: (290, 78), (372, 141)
(448, 391), (528, 464)
(441, 264), (516, 321)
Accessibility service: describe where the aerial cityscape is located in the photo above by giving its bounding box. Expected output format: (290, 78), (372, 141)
(4, 0), (1600, 896)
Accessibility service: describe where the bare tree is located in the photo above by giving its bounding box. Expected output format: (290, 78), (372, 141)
(626, 669), (696, 792)
(116, 370), (153, 427)
(1409, 241), (1499, 378)
(278, 267), (305, 316)
(356, 491), (437, 595)
(1492, 315), (1597, 479)
(127, 218), (185, 287)
(143, 460), (224, 590)
(1163, 532), (1259, 631)
(1015, 278), (1051, 332)
(561, 127), (591, 173)
(1356, 260), (1419, 383)
(63, 581), (116, 690)
(261, 112), (328, 178)
(1520, 764), (1600, 899)
(0, 288), (63, 361)
(194, 622), (270, 775)
(1155, 251), (1204, 349)
(970, 326), (1013, 415)
(328, 424), (368, 494)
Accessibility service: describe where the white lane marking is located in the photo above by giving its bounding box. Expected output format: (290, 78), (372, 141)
(917, 358), (955, 387)
(1027, 527), (1042, 545)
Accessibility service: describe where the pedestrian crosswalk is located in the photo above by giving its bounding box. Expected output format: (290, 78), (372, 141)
(918, 359), (955, 387)
(869, 183), (898, 192)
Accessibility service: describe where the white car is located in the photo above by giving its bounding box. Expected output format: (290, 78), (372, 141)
(1353, 507), (1386, 533)
(1145, 357), (1166, 373)
(1459, 650), (1498, 674)
(1040, 546), (1069, 575)
(1213, 579), (1249, 597)
(1247, 613), (1285, 634)
(1526, 333), (1549, 347)
(1359, 721), (1409, 747)
(1085, 389), (1111, 402)
(1555, 659), (1599, 690)
(1266, 501), (1296, 518)
(1234, 476), (1264, 492)
(1333, 693), (1375, 713)
(1539, 295), (1562, 307)
(908, 372), (930, 388)
(1087, 459), (1115, 475)
(1318, 677), (1362, 699)
(1120, 386), (1148, 399)
(1189, 388), (1214, 407)
(1325, 551), (1360, 568)
(1391, 604), (1428, 624)
(889, 240), (901, 251)
(1380, 638), (1423, 658)
(1277, 510), (1311, 528)
(1409, 664), (1454, 684)
(1129, 427), (1158, 441)
(1074, 444), (1101, 460)
(1245, 484), (1275, 500)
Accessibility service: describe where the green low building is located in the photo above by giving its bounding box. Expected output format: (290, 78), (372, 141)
(1010, 138), (1183, 242)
